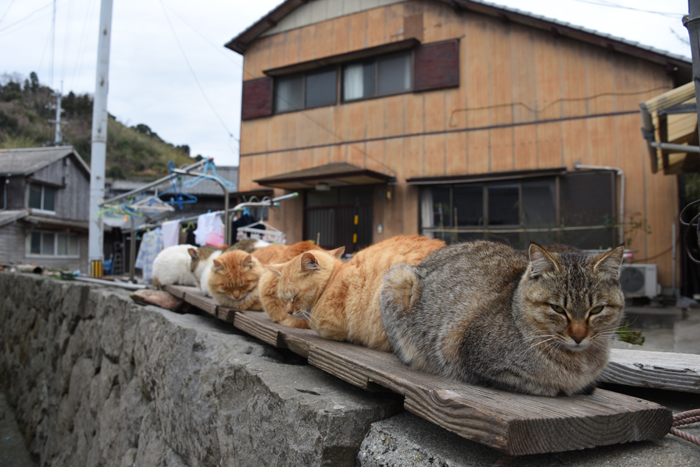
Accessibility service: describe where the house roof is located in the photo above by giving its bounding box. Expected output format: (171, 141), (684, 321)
(0, 210), (29, 228)
(225, 0), (691, 73)
(253, 162), (395, 189)
(0, 146), (91, 177)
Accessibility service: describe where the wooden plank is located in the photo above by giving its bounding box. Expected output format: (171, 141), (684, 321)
(168, 288), (675, 456)
(601, 349), (700, 394)
(183, 288), (218, 317)
(163, 284), (191, 299)
(234, 310), (281, 347)
(280, 312), (670, 455)
(217, 306), (236, 324)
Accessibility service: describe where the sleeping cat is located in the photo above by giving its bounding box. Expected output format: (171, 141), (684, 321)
(207, 241), (322, 312)
(188, 245), (226, 295)
(152, 244), (198, 287)
(268, 235), (445, 350)
(379, 240), (625, 396)
(207, 250), (267, 310)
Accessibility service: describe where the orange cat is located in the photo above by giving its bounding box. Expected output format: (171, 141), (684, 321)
(257, 242), (324, 328)
(268, 235), (445, 350)
(207, 250), (266, 310)
(207, 241), (322, 312)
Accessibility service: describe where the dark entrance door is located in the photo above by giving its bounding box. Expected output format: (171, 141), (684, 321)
(304, 186), (374, 252)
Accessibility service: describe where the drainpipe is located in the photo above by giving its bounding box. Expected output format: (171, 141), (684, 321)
(572, 162), (625, 245)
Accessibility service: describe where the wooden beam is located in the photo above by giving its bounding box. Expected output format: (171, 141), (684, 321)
(601, 349), (700, 393)
(166, 288), (675, 456)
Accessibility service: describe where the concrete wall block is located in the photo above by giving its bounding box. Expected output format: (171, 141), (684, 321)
(0, 273), (400, 467)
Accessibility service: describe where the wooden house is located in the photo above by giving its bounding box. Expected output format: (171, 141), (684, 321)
(0, 146), (91, 272)
(226, 0), (692, 289)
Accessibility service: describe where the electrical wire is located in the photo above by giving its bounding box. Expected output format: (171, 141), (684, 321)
(69, 0), (96, 91)
(158, 1), (394, 176)
(0, 0), (55, 35)
(0, 0), (17, 28)
(158, 0), (237, 150)
(449, 86), (671, 126)
(567, 0), (684, 18)
(60, 0), (76, 86)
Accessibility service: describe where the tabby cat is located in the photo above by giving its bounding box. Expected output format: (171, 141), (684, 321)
(207, 241), (322, 312)
(379, 240), (625, 396)
(268, 235), (445, 350)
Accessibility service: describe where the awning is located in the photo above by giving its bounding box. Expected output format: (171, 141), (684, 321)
(640, 82), (700, 175)
(253, 162), (395, 190)
(23, 215), (89, 232)
(407, 168), (567, 185)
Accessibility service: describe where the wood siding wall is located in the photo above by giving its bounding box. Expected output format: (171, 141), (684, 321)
(30, 156), (90, 221)
(238, 0), (679, 285)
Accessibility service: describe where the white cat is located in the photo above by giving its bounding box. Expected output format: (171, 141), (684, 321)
(152, 244), (198, 287)
(188, 245), (225, 296)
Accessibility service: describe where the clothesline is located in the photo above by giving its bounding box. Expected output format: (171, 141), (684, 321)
(124, 193), (299, 233)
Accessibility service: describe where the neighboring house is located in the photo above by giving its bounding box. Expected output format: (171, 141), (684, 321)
(0, 146), (91, 272)
(227, 0), (692, 288)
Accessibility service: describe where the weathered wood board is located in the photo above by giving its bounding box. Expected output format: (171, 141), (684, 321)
(601, 349), (700, 394)
(164, 285), (673, 456)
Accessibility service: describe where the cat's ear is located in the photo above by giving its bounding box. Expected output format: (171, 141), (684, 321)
(300, 252), (320, 272)
(330, 246), (345, 260)
(265, 265), (281, 278)
(212, 258), (224, 273)
(242, 254), (255, 269)
(528, 243), (560, 278)
(593, 244), (624, 278)
(188, 248), (199, 260)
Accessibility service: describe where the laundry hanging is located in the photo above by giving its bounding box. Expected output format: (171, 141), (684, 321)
(193, 212), (223, 246)
(161, 220), (181, 249)
(135, 228), (163, 281)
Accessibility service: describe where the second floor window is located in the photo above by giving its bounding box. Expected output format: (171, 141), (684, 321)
(343, 51), (412, 101)
(275, 68), (337, 113)
(28, 184), (56, 212)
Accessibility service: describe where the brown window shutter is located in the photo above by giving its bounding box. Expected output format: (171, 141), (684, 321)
(413, 41), (460, 92)
(241, 77), (273, 120)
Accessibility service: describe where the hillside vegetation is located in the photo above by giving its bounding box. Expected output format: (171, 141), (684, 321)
(0, 72), (195, 180)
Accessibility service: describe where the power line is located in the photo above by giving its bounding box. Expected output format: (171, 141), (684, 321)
(158, 0), (237, 149)
(449, 86), (671, 126)
(0, 0), (55, 35)
(568, 0), (685, 18)
(0, 0), (17, 28)
(69, 0), (96, 91)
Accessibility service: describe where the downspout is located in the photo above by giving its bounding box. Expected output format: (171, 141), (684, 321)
(572, 162), (625, 245)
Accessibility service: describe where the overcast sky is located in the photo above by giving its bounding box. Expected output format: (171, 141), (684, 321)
(0, 0), (691, 168)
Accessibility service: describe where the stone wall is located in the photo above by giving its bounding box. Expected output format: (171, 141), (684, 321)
(0, 273), (400, 467)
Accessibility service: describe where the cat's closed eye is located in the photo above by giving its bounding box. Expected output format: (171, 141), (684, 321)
(550, 304), (566, 314)
(589, 306), (604, 315)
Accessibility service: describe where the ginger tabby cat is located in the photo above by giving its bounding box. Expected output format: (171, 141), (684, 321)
(207, 241), (321, 314)
(268, 235), (445, 350)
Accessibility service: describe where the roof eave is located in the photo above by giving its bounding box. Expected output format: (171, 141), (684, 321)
(225, 0), (309, 55)
(452, 0), (691, 70)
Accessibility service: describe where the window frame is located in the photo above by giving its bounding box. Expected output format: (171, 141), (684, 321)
(341, 50), (414, 103)
(419, 173), (618, 249)
(27, 183), (57, 214)
(26, 230), (80, 258)
(274, 66), (339, 115)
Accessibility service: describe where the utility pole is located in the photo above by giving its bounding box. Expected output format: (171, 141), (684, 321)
(48, 87), (66, 145)
(88, 0), (114, 277)
(685, 0), (700, 126)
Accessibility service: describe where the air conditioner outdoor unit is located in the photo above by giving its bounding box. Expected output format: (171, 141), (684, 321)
(619, 264), (661, 298)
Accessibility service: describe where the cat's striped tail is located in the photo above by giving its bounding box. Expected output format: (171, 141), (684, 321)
(380, 264), (422, 364)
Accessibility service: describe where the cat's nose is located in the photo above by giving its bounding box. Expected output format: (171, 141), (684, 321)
(233, 291), (240, 298)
